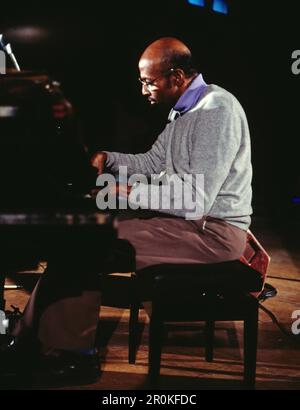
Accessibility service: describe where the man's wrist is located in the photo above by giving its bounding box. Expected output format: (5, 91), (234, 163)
(100, 151), (108, 161)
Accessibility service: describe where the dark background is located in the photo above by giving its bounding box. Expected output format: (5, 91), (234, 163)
(0, 0), (299, 222)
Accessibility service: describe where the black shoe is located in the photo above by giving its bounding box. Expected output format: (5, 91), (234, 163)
(0, 336), (39, 388)
(35, 350), (100, 387)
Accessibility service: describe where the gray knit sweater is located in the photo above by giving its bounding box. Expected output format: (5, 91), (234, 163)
(105, 84), (252, 230)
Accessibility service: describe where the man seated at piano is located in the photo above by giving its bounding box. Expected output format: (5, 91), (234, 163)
(0, 37), (252, 386)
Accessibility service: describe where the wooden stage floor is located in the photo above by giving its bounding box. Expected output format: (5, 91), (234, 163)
(2, 217), (300, 390)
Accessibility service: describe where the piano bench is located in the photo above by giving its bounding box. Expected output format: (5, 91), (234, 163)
(128, 260), (264, 389)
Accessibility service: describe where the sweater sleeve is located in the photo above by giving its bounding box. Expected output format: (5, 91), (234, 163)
(104, 129), (167, 177)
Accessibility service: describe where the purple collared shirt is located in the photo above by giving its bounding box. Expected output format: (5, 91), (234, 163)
(168, 74), (208, 121)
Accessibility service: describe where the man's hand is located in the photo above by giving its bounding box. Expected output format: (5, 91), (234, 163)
(92, 183), (132, 202)
(90, 151), (108, 175)
(117, 183), (132, 199)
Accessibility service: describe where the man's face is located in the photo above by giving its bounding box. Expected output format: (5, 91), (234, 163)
(138, 59), (178, 108)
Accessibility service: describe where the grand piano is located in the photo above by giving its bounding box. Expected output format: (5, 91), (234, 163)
(0, 71), (117, 311)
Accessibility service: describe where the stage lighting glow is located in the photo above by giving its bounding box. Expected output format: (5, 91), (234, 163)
(212, 0), (228, 14)
(188, 0), (205, 6)
(5, 26), (50, 44)
(187, 0), (228, 14)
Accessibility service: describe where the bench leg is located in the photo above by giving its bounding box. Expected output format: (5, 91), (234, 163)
(129, 300), (140, 364)
(205, 320), (215, 362)
(244, 301), (259, 389)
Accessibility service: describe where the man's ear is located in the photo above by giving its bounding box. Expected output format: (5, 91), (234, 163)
(173, 69), (185, 87)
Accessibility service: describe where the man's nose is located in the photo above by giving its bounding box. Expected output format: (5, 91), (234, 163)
(141, 84), (150, 96)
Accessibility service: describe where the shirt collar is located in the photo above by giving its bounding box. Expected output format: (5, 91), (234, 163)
(168, 73), (208, 122)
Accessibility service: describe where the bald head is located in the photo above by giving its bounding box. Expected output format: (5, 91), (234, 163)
(138, 38), (198, 108)
(139, 37), (197, 78)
